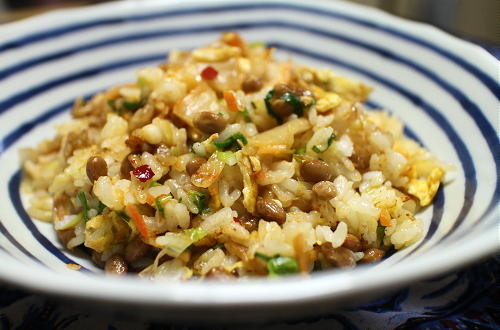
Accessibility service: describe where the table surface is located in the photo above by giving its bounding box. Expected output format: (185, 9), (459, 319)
(0, 2), (498, 329)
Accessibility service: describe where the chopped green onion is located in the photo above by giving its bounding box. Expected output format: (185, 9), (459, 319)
(155, 195), (172, 217)
(107, 97), (148, 115)
(150, 181), (161, 187)
(188, 190), (210, 214)
(254, 252), (271, 262)
(107, 99), (117, 112)
(312, 133), (336, 153)
(311, 146), (321, 153)
(212, 243), (224, 249)
(255, 253), (299, 276)
(377, 225), (386, 242)
(216, 151), (237, 166)
(294, 146), (306, 155)
(213, 132), (248, 151)
(122, 97), (147, 111)
(250, 101), (257, 109)
(280, 92), (304, 116)
(155, 198), (165, 215)
(184, 227), (208, 241)
(267, 256), (299, 275)
(264, 89), (282, 124)
(240, 109), (251, 122)
(97, 201), (107, 215)
(265, 89), (308, 123)
(77, 191), (89, 222)
(116, 211), (130, 222)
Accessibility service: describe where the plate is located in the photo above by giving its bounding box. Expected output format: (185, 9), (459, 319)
(0, 0), (498, 323)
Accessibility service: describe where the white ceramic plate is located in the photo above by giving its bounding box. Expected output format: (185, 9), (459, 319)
(0, 0), (498, 323)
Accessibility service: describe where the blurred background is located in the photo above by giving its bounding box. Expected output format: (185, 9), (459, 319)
(0, 0), (498, 47)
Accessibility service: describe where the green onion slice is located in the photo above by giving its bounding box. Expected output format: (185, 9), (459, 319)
(254, 252), (271, 262)
(264, 89), (282, 124)
(188, 190), (210, 214)
(77, 191), (90, 222)
(122, 97), (147, 111)
(97, 201), (107, 215)
(155, 198), (165, 215)
(240, 109), (252, 122)
(280, 92), (304, 116)
(255, 252), (299, 276)
(294, 146), (306, 155)
(107, 99), (117, 112)
(213, 132), (248, 151)
(267, 256), (299, 276)
(377, 225), (386, 242)
(116, 211), (130, 222)
(312, 133), (336, 153)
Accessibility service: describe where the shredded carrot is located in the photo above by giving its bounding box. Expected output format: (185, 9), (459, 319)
(223, 90), (240, 112)
(379, 208), (392, 227)
(126, 204), (150, 239)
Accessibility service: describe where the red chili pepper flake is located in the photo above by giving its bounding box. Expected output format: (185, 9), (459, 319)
(132, 165), (155, 182)
(233, 217), (242, 225)
(201, 66), (218, 80)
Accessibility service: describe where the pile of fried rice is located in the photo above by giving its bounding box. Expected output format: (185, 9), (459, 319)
(21, 33), (447, 279)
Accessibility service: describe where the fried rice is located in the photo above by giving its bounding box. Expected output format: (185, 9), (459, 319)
(20, 32), (448, 279)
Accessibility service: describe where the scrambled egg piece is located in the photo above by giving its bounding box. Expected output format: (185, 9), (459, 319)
(407, 167), (444, 206)
(84, 214), (129, 252)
